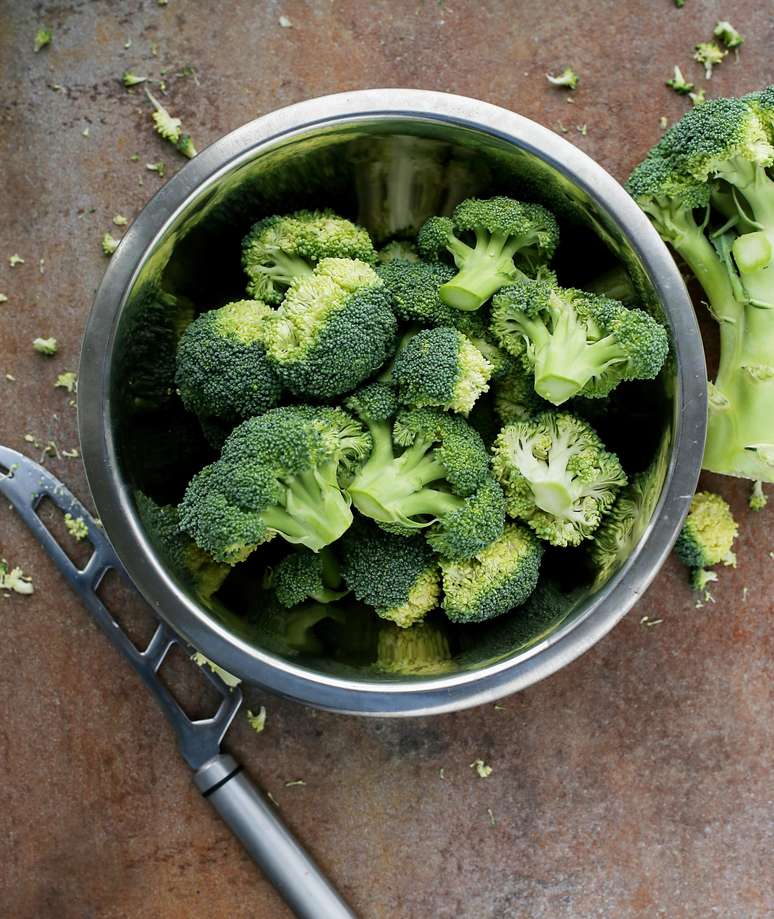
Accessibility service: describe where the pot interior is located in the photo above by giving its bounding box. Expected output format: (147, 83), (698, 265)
(110, 117), (674, 680)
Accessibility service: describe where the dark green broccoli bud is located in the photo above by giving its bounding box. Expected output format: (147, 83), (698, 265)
(134, 492), (229, 601)
(376, 240), (419, 264)
(175, 299), (282, 423)
(674, 491), (738, 569)
(374, 621), (454, 675)
(264, 258), (398, 398)
(340, 522), (440, 628)
(417, 197), (560, 312)
(493, 362), (548, 424)
(178, 405), (370, 563)
(347, 404), (505, 559)
(492, 411), (627, 546)
(440, 523), (543, 623)
(344, 380), (399, 423)
(392, 327), (493, 415)
(241, 209), (376, 304)
(377, 258), (458, 325)
(271, 547), (347, 607)
(491, 279), (669, 405)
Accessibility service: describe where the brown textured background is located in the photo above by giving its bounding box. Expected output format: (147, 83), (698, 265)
(1, 1), (772, 917)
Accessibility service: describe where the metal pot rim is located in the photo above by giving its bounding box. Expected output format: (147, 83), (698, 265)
(78, 89), (707, 716)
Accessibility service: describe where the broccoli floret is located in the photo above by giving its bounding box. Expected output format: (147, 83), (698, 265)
(492, 411), (627, 546)
(374, 621), (454, 675)
(694, 42), (727, 79)
(440, 524), (543, 623)
(340, 522), (440, 628)
(493, 362), (547, 424)
(749, 480), (767, 510)
(674, 491), (738, 572)
(417, 197), (560, 311)
(241, 209), (376, 303)
(346, 400), (505, 559)
(135, 492), (229, 601)
(264, 258), (397, 398)
(377, 258), (458, 325)
(392, 326), (493, 414)
(546, 67), (579, 90)
(627, 93), (774, 483)
(175, 299), (282, 424)
(666, 65), (694, 95)
(491, 279), (669, 405)
(178, 405), (370, 562)
(376, 240), (419, 263)
(271, 546), (347, 607)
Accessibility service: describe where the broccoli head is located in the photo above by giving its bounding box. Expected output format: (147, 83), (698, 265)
(346, 397), (505, 559)
(674, 490), (738, 571)
(377, 258), (458, 325)
(417, 196), (560, 311)
(175, 299), (282, 423)
(340, 522), (440, 628)
(491, 279), (669, 405)
(441, 523), (543, 623)
(271, 546), (347, 608)
(392, 326), (493, 415)
(178, 405), (370, 562)
(241, 209), (375, 303)
(492, 411), (627, 546)
(264, 258), (398, 398)
(375, 621), (454, 675)
(376, 240), (420, 263)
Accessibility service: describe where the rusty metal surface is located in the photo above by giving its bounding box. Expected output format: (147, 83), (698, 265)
(0, 1), (772, 917)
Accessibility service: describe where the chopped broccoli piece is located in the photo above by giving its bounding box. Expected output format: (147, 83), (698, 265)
(121, 70), (147, 87)
(34, 28), (52, 52)
(546, 68), (579, 90)
(377, 258), (458, 325)
(689, 88), (707, 107)
(666, 65), (694, 95)
(0, 560), (34, 595)
(175, 299), (281, 424)
(272, 547), (347, 607)
(33, 337), (58, 356)
(493, 411), (627, 546)
(392, 326), (492, 414)
(694, 42), (727, 79)
(192, 651), (241, 687)
(627, 92), (774, 482)
(176, 133), (197, 158)
(347, 399), (505, 559)
(64, 514), (89, 541)
(749, 480), (767, 510)
(0, 294), (7, 303)
(376, 240), (419, 263)
(264, 258), (397, 398)
(145, 87), (181, 141)
(146, 161), (166, 176)
(441, 523), (543, 623)
(9, 254), (24, 267)
(178, 405), (369, 562)
(470, 759), (493, 778)
(714, 20), (744, 50)
(491, 278), (669, 405)
(55, 371), (77, 392)
(417, 197), (560, 311)
(674, 491), (738, 569)
(691, 567), (718, 596)
(112, 214), (129, 226)
(246, 706), (267, 733)
(241, 209), (376, 304)
(340, 522), (440, 627)
(102, 232), (119, 256)
(374, 621), (454, 675)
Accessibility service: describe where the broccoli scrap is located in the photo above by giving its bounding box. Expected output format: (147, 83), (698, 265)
(121, 70), (147, 87)
(666, 66), (694, 95)
(694, 42), (726, 79)
(246, 706), (267, 733)
(546, 68), (579, 90)
(33, 337), (58, 356)
(191, 651), (241, 687)
(749, 480), (767, 511)
(64, 514), (89, 541)
(102, 233), (119, 256)
(145, 88), (197, 158)
(9, 254), (24, 267)
(0, 560), (34, 595)
(34, 28), (52, 52)
(55, 372), (77, 392)
(674, 491), (738, 592)
(713, 21), (744, 50)
(470, 759), (493, 778)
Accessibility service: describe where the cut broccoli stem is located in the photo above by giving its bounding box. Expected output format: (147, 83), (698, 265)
(257, 250), (315, 288)
(439, 232), (525, 311)
(267, 465), (353, 550)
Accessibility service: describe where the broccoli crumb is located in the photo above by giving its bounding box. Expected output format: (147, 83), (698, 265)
(55, 371), (77, 392)
(713, 20), (744, 50)
(246, 706), (267, 733)
(689, 88), (706, 106)
(749, 480), (767, 511)
(34, 28), (52, 52)
(9, 254), (24, 267)
(102, 233), (119, 256)
(0, 293), (7, 302)
(0, 560), (34, 595)
(659, 116), (669, 130)
(145, 88), (196, 157)
(639, 615), (663, 628)
(62, 447), (79, 458)
(82, 126), (90, 137)
(191, 650), (241, 687)
(674, 0), (684, 6)
(487, 808), (496, 827)
(64, 514), (89, 541)
(146, 161), (166, 176)
(130, 153), (140, 161)
(33, 337), (58, 356)
(5, 373), (16, 382)
(121, 70), (147, 87)
(470, 758), (493, 778)
(279, 15), (292, 27)
(694, 42), (726, 79)
(666, 65), (694, 95)
(284, 779), (306, 787)
(546, 67), (579, 90)
(112, 214), (128, 226)
(576, 123), (588, 136)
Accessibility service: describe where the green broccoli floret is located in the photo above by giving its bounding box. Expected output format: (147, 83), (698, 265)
(714, 21), (744, 50)
(627, 92), (774, 483)
(34, 27), (52, 52)
(340, 522), (440, 628)
(666, 65), (694, 95)
(135, 492), (230, 601)
(377, 258), (457, 325)
(440, 523), (543, 623)
(241, 209), (376, 303)
(492, 411), (627, 546)
(491, 278), (669, 405)
(417, 197), (560, 311)
(264, 258), (397, 398)
(178, 405), (370, 562)
(493, 362), (547, 424)
(374, 621), (454, 675)
(376, 240), (419, 263)
(346, 397), (505, 559)
(674, 492), (738, 584)
(749, 480), (767, 510)
(694, 42), (727, 79)
(392, 326), (493, 414)
(546, 67), (579, 90)
(175, 299), (282, 423)
(271, 547), (347, 607)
